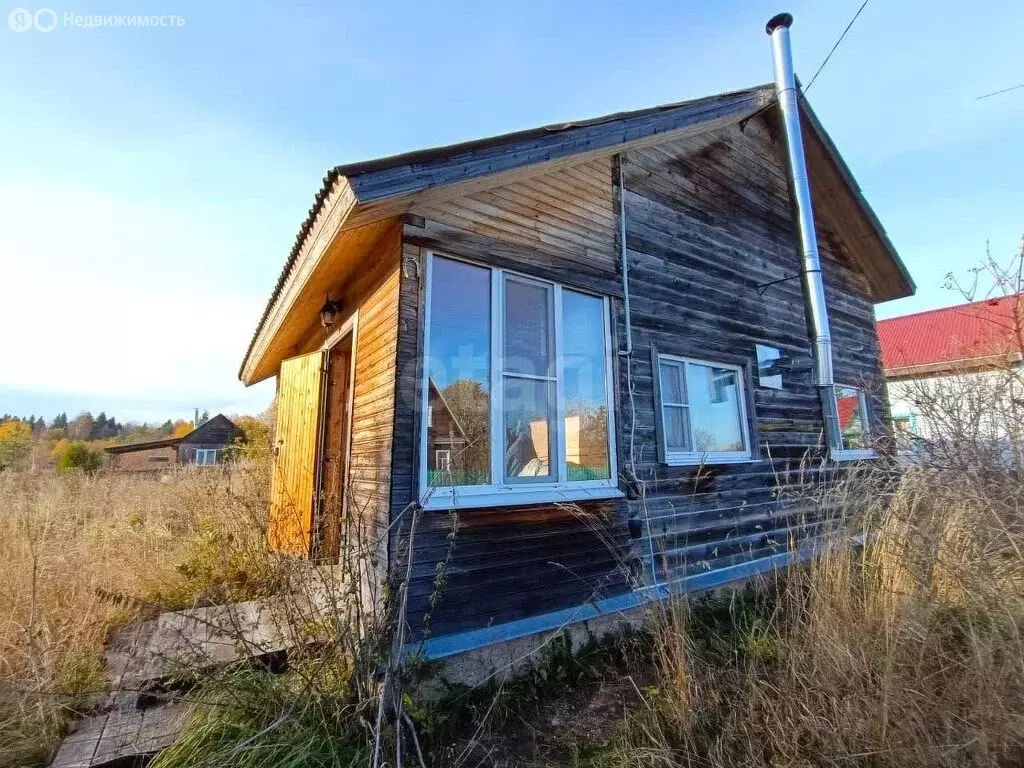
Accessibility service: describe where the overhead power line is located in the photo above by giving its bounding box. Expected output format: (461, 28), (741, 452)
(804, 0), (871, 93)
(976, 82), (1024, 100)
(740, 1), (871, 131)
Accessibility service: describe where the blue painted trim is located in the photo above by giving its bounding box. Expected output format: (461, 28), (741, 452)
(407, 548), (818, 660)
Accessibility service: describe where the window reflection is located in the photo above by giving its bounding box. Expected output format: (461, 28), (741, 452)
(562, 290), (610, 480)
(423, 254), (617, 494)
(426, 257), (491, 486)
(836, 385), (868, 451)
(686, 364), (745, 452)
(503, 277), (554, 482)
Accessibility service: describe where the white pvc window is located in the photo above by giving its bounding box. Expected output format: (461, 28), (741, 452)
(420, 252), (619, 509)
(656, 355), (752, 465)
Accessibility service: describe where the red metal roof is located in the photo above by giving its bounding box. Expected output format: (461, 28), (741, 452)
(877, 293), (1024, 373)
(837, 393), (859, 430)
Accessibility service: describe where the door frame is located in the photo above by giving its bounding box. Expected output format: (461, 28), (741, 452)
(313, 311), (359, 559)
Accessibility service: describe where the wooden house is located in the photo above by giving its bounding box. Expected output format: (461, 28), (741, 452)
(240, 75), (914, 658)
(105, 414), (241, 470)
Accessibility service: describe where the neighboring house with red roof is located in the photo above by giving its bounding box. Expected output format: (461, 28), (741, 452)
(877, 294), (1024, 453)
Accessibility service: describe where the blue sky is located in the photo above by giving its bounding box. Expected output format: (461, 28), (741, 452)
(1, 0), (1021, 423)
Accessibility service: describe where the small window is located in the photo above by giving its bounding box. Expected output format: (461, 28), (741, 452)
(148, 456), (170, 463)
(833, 385), (873, 459)
(194, 448), (219, 466)
(892, 414), (920, 456)
(435, 449), (451, 471)
(656, 355), (752, 465)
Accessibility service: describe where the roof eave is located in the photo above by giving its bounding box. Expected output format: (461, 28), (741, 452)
(241, 83), (914, 381)
(239, 85), (775, 383)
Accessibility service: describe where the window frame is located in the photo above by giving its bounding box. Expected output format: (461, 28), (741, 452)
(194, 448), (219, 466)
(891, 411), (922, 457)
(654, 353), (753, 466)
(435, 448), (451, 471)
(419, 250), (620, 510)
(831, 384), (875, 461)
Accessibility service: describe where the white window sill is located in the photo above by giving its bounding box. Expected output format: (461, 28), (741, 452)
(831, 449), (877, 462)
(420, 484), (624, 511)
(663, 453), (755, 467)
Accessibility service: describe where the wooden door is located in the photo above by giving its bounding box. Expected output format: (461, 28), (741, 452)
(317, 341), (352, 560)
(268, 350), (325, 557)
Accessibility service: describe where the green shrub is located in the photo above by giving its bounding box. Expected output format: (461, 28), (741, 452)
(56, 442), (103, 472)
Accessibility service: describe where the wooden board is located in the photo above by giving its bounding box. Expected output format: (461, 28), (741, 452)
(268, 350), (325, 556)
(49, 703), (190, 768)
(387, 117), (896, 640)
(318, 341), (352, 560)
(411, 158), (617, 275)
(347, 260), (401, 598)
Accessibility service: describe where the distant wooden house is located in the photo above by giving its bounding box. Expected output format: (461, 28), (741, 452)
(240, 52), (914, 659)
(105, 414), (241, 471)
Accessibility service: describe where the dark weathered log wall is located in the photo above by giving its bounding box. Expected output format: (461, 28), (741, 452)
(388, 116), (890, 640)
(619, 118), (889, 581)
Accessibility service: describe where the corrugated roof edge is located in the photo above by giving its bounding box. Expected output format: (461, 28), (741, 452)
(237, 85), (773, 382)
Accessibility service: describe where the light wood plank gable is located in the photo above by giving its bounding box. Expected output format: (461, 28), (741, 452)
(345, 88), (769, 204)
(409, 157), (617, 274)
(239, 88), (772, 384)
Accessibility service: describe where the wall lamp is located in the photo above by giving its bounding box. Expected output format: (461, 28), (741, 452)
(319, 297), (344, 329)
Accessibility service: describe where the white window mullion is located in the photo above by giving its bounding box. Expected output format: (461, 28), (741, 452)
(490, 268), (504, 487)
(553, 284), (566, 483)
(681, 361), (694, 453)
(602, 297), (618, 481)
(418, 253), (433, 497)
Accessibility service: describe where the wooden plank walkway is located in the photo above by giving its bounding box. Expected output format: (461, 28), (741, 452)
(49, 594), (333, 767)
(49, 704), (189, 768)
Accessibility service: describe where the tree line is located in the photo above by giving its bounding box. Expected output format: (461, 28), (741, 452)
(0, 409), (214, 471)
(3, 410), (211, 442)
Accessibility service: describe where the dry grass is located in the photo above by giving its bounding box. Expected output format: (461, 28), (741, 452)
(598, 467), (1024, 768)
(0, 461), (274, 768)
(3, 449), (1024, 768)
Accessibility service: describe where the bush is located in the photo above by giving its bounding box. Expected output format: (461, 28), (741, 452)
(0, 421), (31, 470)
(232, 413), (274, 461)
(56, 441), (103, 472)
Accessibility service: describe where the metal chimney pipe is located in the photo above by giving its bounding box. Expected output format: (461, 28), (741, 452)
(766, 12), (841, 451)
